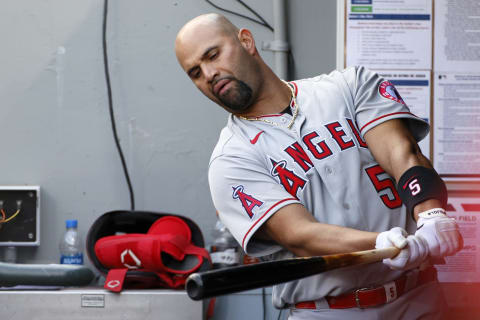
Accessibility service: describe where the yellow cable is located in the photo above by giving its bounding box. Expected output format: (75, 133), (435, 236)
(0, 209), (20, 223)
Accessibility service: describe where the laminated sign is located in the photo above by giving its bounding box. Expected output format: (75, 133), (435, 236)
(437, 197), (480, 283)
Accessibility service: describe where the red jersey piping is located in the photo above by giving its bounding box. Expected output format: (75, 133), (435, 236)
(291, 81), (298, 96)
(257, 114), (283, 118)
(360, 112), (419, 133)
(242, 197), (298, 249)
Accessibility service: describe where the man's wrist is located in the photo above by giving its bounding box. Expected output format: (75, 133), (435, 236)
(417, 208), (447, 228)
(418, 208), (447, 219)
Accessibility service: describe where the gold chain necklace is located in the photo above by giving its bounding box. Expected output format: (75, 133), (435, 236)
(238, 80), (298, 129)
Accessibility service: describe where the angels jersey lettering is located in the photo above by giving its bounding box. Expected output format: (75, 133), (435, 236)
(208, 66), (429, 308)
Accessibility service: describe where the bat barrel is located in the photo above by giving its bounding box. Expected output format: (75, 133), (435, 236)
(186, 257), (328, 300)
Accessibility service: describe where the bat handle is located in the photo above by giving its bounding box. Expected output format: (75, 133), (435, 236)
(373, 246), (401, 260)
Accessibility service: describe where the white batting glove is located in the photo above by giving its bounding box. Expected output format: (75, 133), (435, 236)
(415, 208), (463, 259)
(375, 227), (429, 270)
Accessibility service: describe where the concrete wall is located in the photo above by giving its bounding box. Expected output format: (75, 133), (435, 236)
(0, 0), (336, 271)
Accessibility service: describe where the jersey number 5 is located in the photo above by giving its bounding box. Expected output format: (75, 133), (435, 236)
(365, 165), (402, 209)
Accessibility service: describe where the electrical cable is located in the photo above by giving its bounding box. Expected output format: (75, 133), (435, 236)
(236, 0), (273, 30)
(102, 0), (135, 211)
(0, 209), (21, 223)
(0, 208), (5, 222)
(276, 308), (283, 320)
(287, 49), (296, 81)
(262, 287), (266, 320)
(205, 0), (273, 32)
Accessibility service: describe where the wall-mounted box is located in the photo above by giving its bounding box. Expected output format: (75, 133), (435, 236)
(0, 186), (40, 246)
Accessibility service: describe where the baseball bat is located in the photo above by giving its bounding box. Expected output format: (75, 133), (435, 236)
(186, 247), (400, 300)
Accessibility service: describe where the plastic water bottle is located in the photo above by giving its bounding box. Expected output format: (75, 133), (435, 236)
(210, 220), (241, 269)
(59, 219), (84, 265)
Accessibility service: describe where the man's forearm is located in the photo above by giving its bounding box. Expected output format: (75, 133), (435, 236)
(260, 203), (378, 257)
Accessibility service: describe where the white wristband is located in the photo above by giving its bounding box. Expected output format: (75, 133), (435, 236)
(418, 208), (447, 219)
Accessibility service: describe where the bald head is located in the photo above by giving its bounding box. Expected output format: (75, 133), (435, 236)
(174, 14), (270, 115)
(175, 13), (240, 64)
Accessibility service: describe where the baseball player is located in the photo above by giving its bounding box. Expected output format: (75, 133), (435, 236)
(175, 13), (463, 319)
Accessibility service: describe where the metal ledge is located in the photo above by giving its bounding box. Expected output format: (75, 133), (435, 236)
(0, 287), (202, 320)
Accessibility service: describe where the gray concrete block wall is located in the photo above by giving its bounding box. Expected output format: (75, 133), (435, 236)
(0, 0), (337, 273)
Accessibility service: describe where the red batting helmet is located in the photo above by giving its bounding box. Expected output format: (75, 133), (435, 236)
(86, 210), (211, 292)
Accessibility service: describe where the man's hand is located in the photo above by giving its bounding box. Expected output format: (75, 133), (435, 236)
(415, 208), (463, 259)
(375, 227), (429, 270)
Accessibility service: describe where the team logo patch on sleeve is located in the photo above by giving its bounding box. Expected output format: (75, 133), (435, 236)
(379, 81), (405, 105)
(232, 185), (263, 219)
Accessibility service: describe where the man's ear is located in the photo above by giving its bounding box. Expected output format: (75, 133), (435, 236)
(238, 28), (256, 55)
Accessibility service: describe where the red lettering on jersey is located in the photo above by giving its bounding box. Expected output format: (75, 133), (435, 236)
(346, 118), (367, 148)
(365, 165), (402, 209)
(232, 185), (263, 219)
(325, 122), (355, 150)
(270, 159), (306, 198)
(284, 142), (314, 173)
(303, 131), (333, 160)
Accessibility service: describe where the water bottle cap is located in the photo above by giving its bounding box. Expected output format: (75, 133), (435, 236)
(66, 219), (78, 228)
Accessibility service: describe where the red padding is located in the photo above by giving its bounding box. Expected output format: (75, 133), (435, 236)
(94, 216), (211, 275)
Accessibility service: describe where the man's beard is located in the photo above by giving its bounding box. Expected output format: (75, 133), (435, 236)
(215, 77), (253, 113)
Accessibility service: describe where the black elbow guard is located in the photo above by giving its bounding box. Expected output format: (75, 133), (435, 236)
(397, 166), (448, 215)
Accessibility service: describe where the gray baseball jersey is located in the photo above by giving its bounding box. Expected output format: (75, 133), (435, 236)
(208, 66), (429, 308)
